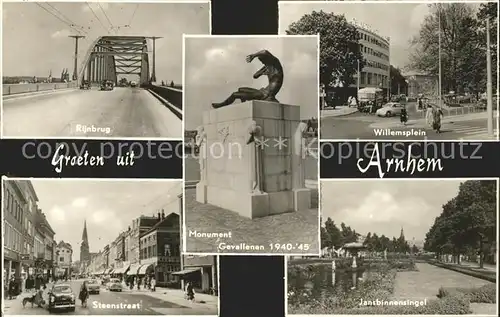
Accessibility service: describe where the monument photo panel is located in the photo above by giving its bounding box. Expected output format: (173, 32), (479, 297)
(288, 179), (498, 316)
(183, 35), (320, 254)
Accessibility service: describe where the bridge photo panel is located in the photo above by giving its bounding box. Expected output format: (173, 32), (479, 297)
(1, 1), (211, 140)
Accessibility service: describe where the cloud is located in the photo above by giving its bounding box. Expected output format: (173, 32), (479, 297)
(90, 209), (123, 231)
(47, 206), (67, 224)
(51, 29), (72, 39)
(82, 2), (109, 13)
(72, 197), (88, 208)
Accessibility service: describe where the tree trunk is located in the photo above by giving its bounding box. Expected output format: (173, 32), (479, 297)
(479, 240), (484, 269)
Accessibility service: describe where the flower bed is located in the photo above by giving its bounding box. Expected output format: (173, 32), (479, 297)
(438, 283), (496, 303)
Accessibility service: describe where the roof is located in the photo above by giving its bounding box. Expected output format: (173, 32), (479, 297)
(57, 241), (72, 250)
(142, 212), (180, 236)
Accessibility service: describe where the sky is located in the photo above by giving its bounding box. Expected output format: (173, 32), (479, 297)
(279, 2), (444, 70)
(31, 180), (182, 262)
(2, 1), (210, 83)
(184, 36), (319, 130)
(320, 180), (464, 243)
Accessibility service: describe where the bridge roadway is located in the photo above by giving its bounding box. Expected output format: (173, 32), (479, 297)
(2, 86), (182, 138)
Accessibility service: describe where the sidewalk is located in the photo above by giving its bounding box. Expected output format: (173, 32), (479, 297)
(321, 106), (358, 118)
(370, 110), (498, 129)
(123, 286), (218, 311)
(3, 288), (50, 314)
(3, 88), (77, 101)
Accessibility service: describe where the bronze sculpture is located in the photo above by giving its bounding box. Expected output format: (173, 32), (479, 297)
(212, 50), (284, 108)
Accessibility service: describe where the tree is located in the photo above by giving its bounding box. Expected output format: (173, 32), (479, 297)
(476, 2), (498, 93)
(411, 244), (419, 254)
(424, 180), (496, 268)
(409, 4), (484, 94)
(286, 10), (365, 88)
(390, 66), (408, 95)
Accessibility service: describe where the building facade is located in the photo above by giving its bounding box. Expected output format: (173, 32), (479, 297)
(354, 22), (390, 92)
(18, 180), (38, 277)
(3, 180), (28, 284)
(35, 209), (56, 279)
(404, 71), (439, 98)
(181, 255), (218, 293)
(56, 241), (72, 277)
(139, 212), (181, 287)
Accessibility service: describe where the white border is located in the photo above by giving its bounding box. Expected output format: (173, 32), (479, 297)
(286, 177), (499, 317)
(181, 34), (322, 256)
(278, 0), (500, 143)
(0, 0), (212, 141)
(1, 176), (219, 317)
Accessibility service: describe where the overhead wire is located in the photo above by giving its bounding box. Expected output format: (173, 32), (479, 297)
(86, 2), (110, 34)
(45, 3), (88, 36)
(127, 4), (140, 28)
(35, 2), (85, 36)
(97, 3), (115, 34)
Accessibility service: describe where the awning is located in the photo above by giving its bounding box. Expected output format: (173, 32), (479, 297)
(114, 265), (130, 274)
(137, 264), (154, 275)
(106, 268), (113, 274)
(109, 269), (115, 274)
(171, 268), (201, 276)
(126, 264), (142, 276)
(101, 269), (106, 275)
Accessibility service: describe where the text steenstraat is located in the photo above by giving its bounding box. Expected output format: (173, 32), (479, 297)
(92, 301), (142, 310)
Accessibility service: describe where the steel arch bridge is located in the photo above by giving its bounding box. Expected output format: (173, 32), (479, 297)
(78, 36), (157, 86)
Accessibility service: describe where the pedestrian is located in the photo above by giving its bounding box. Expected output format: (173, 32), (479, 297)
(350, 96), (357, 108)
(400, 105), (408, 125)
(186, 282), (195, 301)
(8, 276), (16, 299)
(137, 277), (141, 290)
(151, 277), (156, 292)
(79, 281), (89, 308)
(425, 103), (433, 127)
(432, 106), (444, 133)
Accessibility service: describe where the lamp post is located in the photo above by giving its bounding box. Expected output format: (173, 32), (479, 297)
(486, 18), (493, 137)
(437, 4), (442, 108)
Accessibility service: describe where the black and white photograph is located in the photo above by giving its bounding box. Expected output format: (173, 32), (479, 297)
(183, 35), (320, 254)
(1, 1), (211, 139)
(288, 179), (498, 316)
(2, 178), (219, 315)
(279, 1), (498, 140)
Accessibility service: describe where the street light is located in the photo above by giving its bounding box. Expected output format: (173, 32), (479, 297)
(428, 4), (443, 108)
(486, 18), (494, 137)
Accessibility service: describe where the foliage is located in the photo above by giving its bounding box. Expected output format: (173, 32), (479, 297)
(390, 66), (408, 94)
(286, 10), (365, 88)
(438, 284), (496, 303)
(409, 3), (498, 94)
(321, 218), (360, 249)
(288, 266), (396, 314)
(424, 180), (497, 268)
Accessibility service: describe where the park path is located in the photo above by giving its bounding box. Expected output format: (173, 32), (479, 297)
(392, 263), (495, 314)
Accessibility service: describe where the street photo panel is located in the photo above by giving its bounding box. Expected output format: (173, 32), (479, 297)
(2, 178), (219, 315)
(183, 35), (320, 254)
(279, 1), (499, 141)
(1, 1), (211, 139)
(287, 179), (498, 315)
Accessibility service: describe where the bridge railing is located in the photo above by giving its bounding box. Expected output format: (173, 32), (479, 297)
(2, 82), (77, 96)
(147, 84), (183, 119)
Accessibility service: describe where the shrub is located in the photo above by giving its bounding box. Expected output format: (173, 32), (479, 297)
(438, 283), (496, 303)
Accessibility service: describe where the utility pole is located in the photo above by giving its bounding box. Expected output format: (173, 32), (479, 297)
(486, 18), (493, 137)
(356, 59), (360, 93)
(69, 35), (85, 82)
(147, 36), (162, 83)
(437, 4), (442, 108)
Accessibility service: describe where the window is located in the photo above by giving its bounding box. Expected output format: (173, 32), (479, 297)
(60, 257), (64, 262)
(29, 199), (33, 213)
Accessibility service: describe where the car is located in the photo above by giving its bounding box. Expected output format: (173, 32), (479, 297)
(80, 81), (90, 90)
(101, 277), (110, 286)
(107, 278), (123, 292)
(47, 283), (76, 313)
(87, 279), (100, 294)
(376, 102), (404, 117)
(100, 80), (114, 91)
(129, 81), (137, 88)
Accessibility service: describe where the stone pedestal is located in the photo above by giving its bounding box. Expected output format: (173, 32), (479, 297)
(195, 100), (312, 219)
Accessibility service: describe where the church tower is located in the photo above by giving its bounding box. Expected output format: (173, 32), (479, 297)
(80, 220), (90, 267)
(399, 226), (405, 241)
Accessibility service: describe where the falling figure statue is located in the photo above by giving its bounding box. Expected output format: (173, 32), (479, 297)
(212, 50), (284, 108)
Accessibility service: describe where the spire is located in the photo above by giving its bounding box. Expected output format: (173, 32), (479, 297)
(400, 226), (405, 240)
(82, 219), (89, 246)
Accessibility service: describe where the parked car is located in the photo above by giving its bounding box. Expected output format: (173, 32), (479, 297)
(100, 80), (114, 91)
(107, 278), (123, 292)
(80, 81), (90, 90)
(47, 284), (76, 313)
(87, 279), (100, 294)
(376, 102), (404, 117)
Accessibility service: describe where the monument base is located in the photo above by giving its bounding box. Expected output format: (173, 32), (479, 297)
(196, 182), (207, 204)
(293, 188), (312, 211)
(205, 186), (270, 219)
